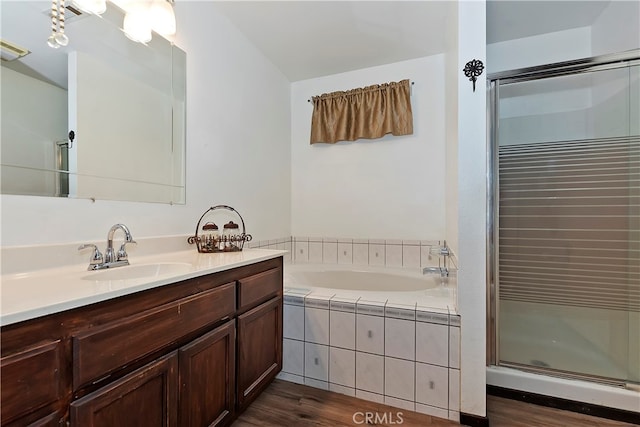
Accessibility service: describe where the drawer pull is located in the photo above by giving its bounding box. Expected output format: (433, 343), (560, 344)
(368, 330), (373, 338)
(314, 357), (319, 365)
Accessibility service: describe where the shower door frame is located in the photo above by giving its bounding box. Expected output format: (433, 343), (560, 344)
(487, 49), (640, 382)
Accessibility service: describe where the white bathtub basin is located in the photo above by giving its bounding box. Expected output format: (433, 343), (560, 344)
(284, 263), (456, 310)
(288, 269), (438, 292)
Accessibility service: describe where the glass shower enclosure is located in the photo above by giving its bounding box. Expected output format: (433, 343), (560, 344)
(488, 51), (639, 386)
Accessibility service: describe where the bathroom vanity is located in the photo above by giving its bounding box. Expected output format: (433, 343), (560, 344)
(0, 252), (284, 427)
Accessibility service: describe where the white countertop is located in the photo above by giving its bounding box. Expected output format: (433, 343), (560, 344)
(0, 249), (286, 326)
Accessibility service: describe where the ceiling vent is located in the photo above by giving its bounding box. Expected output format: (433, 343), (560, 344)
(0, 39), (30, 62)
(42, 3), (85, 23)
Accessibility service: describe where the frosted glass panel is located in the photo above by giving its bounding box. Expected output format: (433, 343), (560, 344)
(498, 67), (631, 145)
(497, 65), (639, 383)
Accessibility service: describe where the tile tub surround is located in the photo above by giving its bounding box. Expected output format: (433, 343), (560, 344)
(278, 290), (461, 422)
(248, 237), (457, 270)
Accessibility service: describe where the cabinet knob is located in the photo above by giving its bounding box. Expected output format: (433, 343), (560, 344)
(314, 357), (319, 365)
(368, 330), (373, 338)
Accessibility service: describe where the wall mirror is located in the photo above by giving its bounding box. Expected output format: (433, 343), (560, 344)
(0, 0), (186, 204)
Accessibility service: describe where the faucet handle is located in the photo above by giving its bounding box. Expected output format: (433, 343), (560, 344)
(117, 240), (137, 261)
(78, 244), (104, 267)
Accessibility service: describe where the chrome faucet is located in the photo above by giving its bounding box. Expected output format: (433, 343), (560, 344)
(423, 240), (453, 277)
(79, 224), (136, 271)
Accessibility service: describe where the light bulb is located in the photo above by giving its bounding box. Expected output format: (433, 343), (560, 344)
(123, 5), (152, 43)
(71, 0), (107, 15)
(149, 0), (176, 36)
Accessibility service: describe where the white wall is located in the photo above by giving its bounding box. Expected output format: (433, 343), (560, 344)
(445, 1), (459, 255)
(487, 27), (592, 74)
(290, 56), (447, 240)
(591, 0), (640, 56)
(0, 2), (291, 247)
(488, 0), (639, 76)
(1, 67), (67, 196)
(457, 0), (487, 418)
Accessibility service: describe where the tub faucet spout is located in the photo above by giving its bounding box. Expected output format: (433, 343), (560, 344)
(423, 240), (452, 277)
(422, 266), (449, 277)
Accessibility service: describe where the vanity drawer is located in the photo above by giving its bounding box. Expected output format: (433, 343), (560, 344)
(237, 268), (282, 312)
(73, 282), (235, 390)
(0, 340), (63, 423)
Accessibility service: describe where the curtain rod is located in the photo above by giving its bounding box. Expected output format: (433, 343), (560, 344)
(307, 81), (415, 103)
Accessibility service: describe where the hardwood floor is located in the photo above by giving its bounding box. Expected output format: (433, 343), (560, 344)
(487, 395), (637, 427)
(232, 379), (638, 427)
(232, 380), (455, 426)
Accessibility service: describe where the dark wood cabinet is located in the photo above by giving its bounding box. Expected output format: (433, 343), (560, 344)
(179, 320), (235, 427)
(236, 296), (283, 411)
(72, 282), (235, 391)
(0, 340), (63, 425)
(22, 411), (61, 427)
(1, 256), (283, 427)
(70, 352), (178, 426)
(237, 267), (281, 312)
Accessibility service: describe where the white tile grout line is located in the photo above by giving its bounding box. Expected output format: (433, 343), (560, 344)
(288, 295), (457, 409)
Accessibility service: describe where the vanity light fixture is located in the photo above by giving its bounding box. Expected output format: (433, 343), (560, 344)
(123, 0), (176, 44)
(150, 0), (176, 36)
(123, 2), (153, 43)
(70, 0), (107, 16)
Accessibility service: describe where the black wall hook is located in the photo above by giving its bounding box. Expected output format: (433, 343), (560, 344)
(463, 59), (484, 92)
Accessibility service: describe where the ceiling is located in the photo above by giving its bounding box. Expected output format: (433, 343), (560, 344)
(1, 1), (618, 86)
(212, 0), (614, 82)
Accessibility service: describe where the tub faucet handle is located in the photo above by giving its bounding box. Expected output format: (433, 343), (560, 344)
(430, 244), (450, 256)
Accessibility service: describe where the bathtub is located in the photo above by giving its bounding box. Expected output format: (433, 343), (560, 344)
(284, 263), (457, 312)
(280, 262), (461, 416)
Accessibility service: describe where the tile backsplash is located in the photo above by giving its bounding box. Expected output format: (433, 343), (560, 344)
(249, 236), (456, 269)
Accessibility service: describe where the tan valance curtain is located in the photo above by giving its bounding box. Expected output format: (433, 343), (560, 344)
(310, 79), (413, 144)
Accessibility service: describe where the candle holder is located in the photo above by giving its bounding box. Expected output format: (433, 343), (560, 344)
(187, 205), (252, 253)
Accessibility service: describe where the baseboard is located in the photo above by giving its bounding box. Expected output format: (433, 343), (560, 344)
(460, 412), (490, 427)
(488, 385), (640, 425)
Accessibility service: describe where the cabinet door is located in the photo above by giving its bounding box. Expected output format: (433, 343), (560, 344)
(236, 296), (282, 410)
(179, 320), (235, 427)
(70, 352), (178, 427)
(3, 411), (61, 427)
(0, 340), (63, 424)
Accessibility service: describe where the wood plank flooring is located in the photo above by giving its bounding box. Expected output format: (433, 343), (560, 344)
(232, 379), (638, 427)
(487, 395), (637, 427)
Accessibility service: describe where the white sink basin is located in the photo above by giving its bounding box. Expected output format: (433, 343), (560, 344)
(81, 263), (193, 281)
